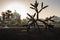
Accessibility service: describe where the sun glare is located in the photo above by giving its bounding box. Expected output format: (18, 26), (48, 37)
(3, 2), (29, 19)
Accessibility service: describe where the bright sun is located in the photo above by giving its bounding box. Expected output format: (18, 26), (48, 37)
(3, 2), (29, 19)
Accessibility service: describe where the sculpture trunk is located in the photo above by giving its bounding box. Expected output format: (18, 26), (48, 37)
(36, 8), (39, 20)
(37, 13), (39, 20)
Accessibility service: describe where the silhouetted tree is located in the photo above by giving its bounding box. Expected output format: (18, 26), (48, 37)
(6, 10), (12, 21)
(1, 10), (13, 26)
(2, 12), (5, 21)
(21, 19), (28, 25)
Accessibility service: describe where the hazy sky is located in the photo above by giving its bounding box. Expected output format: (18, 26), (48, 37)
(0, 0), (60, 19)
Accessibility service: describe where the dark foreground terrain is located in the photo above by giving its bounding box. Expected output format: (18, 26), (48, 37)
(0, 27), (60, 40)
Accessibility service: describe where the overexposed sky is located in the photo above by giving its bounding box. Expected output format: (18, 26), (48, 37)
(0, 0), (60, 19)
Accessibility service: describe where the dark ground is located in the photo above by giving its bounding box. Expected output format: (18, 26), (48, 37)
(0, 27), (60, 40)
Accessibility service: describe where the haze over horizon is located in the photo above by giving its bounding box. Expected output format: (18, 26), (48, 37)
(0, 0), (60, 19)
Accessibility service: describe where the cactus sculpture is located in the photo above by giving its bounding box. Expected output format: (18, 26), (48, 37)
(44, 16), (55, 30)
(44, 16), (55, 22)
(27, 0), (49, 32)
(30, 0), (48, 19)
(27, 13), (37, 32)
(27, 0), (55, 32)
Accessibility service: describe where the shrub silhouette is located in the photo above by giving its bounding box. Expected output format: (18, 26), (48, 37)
(1, 10), (13, 27)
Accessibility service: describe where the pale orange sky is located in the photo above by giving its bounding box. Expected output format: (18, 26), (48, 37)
(0, 0), (60, 19)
